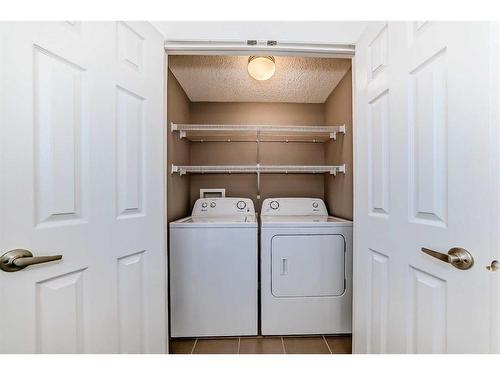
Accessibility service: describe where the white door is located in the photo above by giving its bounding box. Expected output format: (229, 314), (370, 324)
(0, 21), (167, 353)
(354, 22), (500, 353)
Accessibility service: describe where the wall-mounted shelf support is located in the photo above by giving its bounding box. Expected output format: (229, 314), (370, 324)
(171, 123), (186, 139)
(171, 122), (347, 143)
(330, 125), (346, 140)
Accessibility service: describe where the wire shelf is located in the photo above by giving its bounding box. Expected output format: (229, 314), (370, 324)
(171, 164), (346, 176)
(171, 122), (346, 142)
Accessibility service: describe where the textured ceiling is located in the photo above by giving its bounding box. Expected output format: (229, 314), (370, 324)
(168, 55), (351, 103)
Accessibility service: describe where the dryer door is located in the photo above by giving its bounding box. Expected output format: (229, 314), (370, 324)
(271, 234), (345, 297)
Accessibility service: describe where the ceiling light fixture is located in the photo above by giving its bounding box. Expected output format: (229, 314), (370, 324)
(247, 56), (275, 81)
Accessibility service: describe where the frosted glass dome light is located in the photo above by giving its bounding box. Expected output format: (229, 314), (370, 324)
(247, 56), (276, 81)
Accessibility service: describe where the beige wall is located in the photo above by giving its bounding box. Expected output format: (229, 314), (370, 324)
(189, 102), (326, 211)
(166, 72), (353, 218)
(189, 102), (325, 125)
(324, 68), (353, 220)
(167, 70), (191, 222)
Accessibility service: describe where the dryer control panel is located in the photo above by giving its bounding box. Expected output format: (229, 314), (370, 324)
(192, 198), (255, 216)
(261, 198), (328, 215)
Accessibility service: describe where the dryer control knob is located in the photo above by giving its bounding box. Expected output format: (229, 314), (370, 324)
(210, 202), (216, 208)
(270, 200), (279, 210)
(312, 202), (319, 208)
(201, 202), (208, 208)
(236, 200), (246, 210)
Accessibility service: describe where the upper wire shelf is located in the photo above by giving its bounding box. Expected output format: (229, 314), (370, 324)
(170, 122), (346, 142)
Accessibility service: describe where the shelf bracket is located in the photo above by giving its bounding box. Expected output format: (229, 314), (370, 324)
(330, 164), (346, 176)
(330, 125), (347, 141)
(171, 164), (187, 176)
(171, 122), (187, 139)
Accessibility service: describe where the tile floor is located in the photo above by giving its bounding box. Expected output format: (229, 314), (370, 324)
(170, 335), (352, 354)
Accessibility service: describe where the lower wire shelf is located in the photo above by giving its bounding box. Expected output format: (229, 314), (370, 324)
(171, 164), (346, 176)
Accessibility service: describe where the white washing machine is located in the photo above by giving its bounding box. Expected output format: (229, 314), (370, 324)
(169, 198), (258, 338)
(260, 198), (352, 336)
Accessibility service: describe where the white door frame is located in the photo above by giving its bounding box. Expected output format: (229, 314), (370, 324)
(164, 40), (355, 58)
(162, 39), (358, 345)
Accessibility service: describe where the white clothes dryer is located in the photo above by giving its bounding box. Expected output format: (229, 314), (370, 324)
(260, 198), (352, 335)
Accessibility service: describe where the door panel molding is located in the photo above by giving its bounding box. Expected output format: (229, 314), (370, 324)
(408, 47), (448, 227)
(407, 266), (447, 354)
(33, 44), (87, 227)
(367, 248), (389, 353)
(36, 268), (87, 353)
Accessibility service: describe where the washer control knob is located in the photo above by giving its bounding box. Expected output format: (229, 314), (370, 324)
(210, 202), (216, 208)
(236, 200), (247, 210)
(270, 200), (279, 210)
(201, 202), (208, 208)
(312, 202), (319, 208)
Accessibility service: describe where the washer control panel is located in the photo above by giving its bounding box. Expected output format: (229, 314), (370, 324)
(193, 198), (254, 216)
(261, 198), (328, 215)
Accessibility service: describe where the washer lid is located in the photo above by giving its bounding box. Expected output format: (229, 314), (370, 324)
(187, 215), (256, 223)
(170, 214), (257, 228)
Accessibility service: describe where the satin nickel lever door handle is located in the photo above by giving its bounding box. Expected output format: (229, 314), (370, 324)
(421, 247), (474, 270)
(0, 249), (62, 272)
